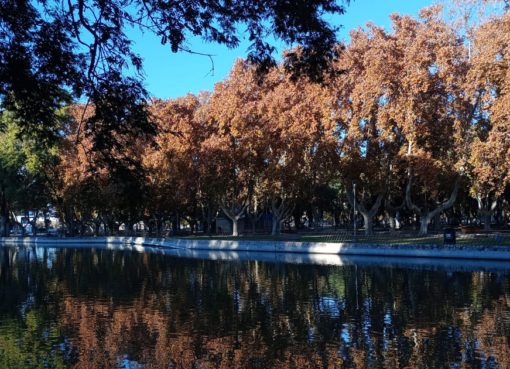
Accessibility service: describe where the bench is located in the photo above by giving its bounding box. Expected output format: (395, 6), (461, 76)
(281, 233), (301, 241)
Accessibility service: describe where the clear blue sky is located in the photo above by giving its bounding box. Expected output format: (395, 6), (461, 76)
(128, 0), (434, 99)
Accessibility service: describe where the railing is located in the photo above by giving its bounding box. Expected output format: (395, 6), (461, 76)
(6, 227), (510, 246)
(167, 228), (510, 246)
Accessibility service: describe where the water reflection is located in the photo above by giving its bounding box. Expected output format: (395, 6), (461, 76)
(0, 245), (509, 368)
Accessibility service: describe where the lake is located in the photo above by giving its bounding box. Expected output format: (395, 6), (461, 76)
(0, 245), (509, 368)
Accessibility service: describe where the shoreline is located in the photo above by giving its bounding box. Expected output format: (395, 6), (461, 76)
(1, 236), (510, 261)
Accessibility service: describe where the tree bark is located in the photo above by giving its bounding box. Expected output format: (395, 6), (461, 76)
(346, 189), (383, 236)
(476, 193), (498, 231)
(270, 193), (295, 236)
(221, 190), (250, 237)
(406, 169), (461, 236)
(385, 198), (404, 233)
(433, 212), (441, 231)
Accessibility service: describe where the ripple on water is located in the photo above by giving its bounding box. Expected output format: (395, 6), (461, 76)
(1, 245), (510, 368)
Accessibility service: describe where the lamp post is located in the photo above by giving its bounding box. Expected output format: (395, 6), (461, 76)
(353, 183), (357, 242)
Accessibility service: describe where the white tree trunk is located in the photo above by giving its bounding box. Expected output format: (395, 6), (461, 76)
(232, 218), (239, 236)
(476, 193), (497, 232)
(419, 213), (434, 236)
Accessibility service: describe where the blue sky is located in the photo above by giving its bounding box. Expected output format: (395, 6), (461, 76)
(128, 0), (433, 99)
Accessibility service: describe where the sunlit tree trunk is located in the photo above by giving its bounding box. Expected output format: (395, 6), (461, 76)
(476, 193), (498, 231)
(221, 193), (250, 237)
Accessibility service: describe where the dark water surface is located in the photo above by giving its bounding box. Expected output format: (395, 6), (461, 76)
(1, 245), (510, 368)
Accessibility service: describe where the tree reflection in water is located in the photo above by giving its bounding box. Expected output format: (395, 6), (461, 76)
(0, 245), (509, 368)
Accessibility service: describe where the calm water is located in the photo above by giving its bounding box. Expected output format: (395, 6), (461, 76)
(1, 246), (510, 368)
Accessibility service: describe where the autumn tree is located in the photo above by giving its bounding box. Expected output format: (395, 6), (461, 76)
(206, 61), (267, 236)
(0, 0), (352, 178)
(332, 30), (400, 235)
(257, 57), (340, 234)
(53, 103), (149, 236)
(333, 7), (477, 235)
(457, 1), (510, 229)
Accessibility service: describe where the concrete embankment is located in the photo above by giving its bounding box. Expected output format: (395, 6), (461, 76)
(1, 236), (510, 261)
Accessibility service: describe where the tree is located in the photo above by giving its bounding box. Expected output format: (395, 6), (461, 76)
(1, 0), (352, 171)
(257, 57), (340, 234)
(332, 30), (399, 235)
(466, 5), (510, 197)
(206, 60), (267, 236)
(0, 112), (57, 237)
(332, 6), (475, 236)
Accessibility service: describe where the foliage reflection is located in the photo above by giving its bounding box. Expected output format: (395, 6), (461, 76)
(0, 246), (509, 368)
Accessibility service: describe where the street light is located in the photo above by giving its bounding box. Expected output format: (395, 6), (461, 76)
(353, 183), (357, 242)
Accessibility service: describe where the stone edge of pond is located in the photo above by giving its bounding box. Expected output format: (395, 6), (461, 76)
(1, 237), (510, 260)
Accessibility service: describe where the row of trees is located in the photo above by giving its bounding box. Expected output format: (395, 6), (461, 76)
(1, 1), (510, 237)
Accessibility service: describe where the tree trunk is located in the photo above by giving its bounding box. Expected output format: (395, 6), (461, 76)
(476, 193), (497, 231)
(406, 169), (461, 236)
(387, 212), (394, 230)
(270, 193), (295, 236)
(246, 211), (261, 234)
(483, 212), (491, 231)
(188, 219), (197, 235)
(346, 211), (353, 231)
(346, 190), (383, 236)
(232, 218), (239, 236)
(0, 216), (8, 237)
(206, 201), (213, 237)
(271, 217), (281, 235)
(433, 212), (441, 231)
(419, 213), (434, 235)
(362, 214), (374, 236)
(221, 190), (250, 237)
(292, 207), (303, 230)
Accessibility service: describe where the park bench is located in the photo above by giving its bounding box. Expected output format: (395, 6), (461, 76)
(280, 233), (302, 241)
